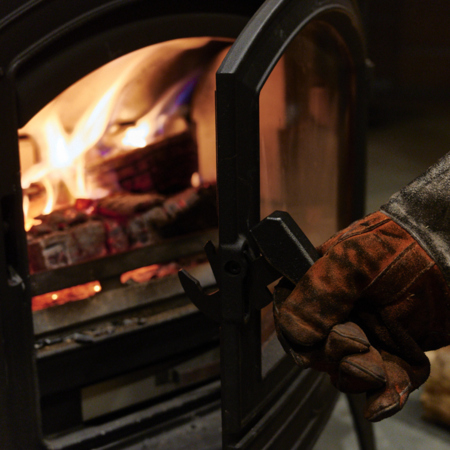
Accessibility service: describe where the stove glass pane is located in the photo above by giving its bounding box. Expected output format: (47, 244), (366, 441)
(260, 21), (355, 247)
(259, 21), (356, 349)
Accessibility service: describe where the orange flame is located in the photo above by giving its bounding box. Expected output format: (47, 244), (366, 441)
(19, 38), (214, 229)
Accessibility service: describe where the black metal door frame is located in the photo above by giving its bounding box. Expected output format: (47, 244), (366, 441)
(215, 0), (367, 447)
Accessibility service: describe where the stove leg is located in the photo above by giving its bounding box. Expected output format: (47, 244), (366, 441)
(346, 393), (377, 450)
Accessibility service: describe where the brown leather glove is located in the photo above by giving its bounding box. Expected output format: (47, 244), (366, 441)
(274, 211), (450, 421)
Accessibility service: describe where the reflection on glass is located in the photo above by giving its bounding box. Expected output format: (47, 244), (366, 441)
(260, 21), (355, 247)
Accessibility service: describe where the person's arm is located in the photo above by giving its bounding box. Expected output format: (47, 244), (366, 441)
(382, 151), (450, 284)
(274, 153), (450, 421)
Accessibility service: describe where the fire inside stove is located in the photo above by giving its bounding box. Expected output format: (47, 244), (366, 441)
(19, 38), (229, 312)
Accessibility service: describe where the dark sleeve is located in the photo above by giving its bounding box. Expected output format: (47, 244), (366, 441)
(380, 151), (450, 284)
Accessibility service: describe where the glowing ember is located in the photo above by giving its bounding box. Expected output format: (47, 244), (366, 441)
(31, 259), (198, 311)
(121, 262), (180, 284)
(32, 281), (102, 311)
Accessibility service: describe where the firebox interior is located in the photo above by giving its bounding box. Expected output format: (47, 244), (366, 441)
(20, 37), (230, 314)
(20, 37), (233, 435)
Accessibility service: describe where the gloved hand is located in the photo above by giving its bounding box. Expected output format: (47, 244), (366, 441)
(274, 211), (450, 421)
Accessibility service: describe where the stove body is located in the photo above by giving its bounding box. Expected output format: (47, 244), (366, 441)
(0, 1), (369, 448)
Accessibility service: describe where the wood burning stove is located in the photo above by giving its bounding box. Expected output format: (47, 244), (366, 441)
(0, 0), (372, 448)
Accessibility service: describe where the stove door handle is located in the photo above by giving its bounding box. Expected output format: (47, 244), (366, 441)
(250, 210), (319, 285)
(178, 269), (221, 323)
(180, 211), (318, 321)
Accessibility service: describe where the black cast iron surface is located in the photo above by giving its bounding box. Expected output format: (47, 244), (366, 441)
(0, 1), (264, 447)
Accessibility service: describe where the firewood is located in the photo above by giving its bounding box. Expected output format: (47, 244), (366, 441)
(22, 182), (46, 198)
(121, 262), (179, 284)
(103, 218), (129, 254)
(140, 206), (169, 228)
(28, 220), (106, 273)
(85, 131), (198, 194)
(96, 192), (164, 219)
(163, 187), (200, 219)
(160, 184), (217, 237)
(71, 221), (108, 261)
(29, 206), (89, 235)
(126, 214), (161, 248)
(32, 281), (100, 311)
(28, 231), (77, 272)
(26, 183), (217, 272)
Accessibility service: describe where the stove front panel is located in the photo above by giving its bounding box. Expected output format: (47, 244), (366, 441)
(0, 1), (264, 447)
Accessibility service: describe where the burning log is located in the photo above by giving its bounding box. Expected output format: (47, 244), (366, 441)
(127, 206), (172, 248)
(32, 281), (101, 311)
(96, 192), (167, 249)
(27, 184), (217, 273)
(28, 220), (107, 272)
(96, 192), (164, 218)
(85, 131), (198, 194)
(103, 218), (129, 254)
(35, 207), (90, 230)
(160, 184), (217, 237)
(120, 262), (180, 284)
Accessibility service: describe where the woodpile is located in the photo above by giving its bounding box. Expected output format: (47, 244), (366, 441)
(26, 129), (217, 273)
(27, 184), (217, 273)
(421, 347), (450, 427)
(28, 220), (107, 272)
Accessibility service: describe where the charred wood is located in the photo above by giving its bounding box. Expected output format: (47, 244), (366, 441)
(85, 131), (198, 194)
(28, 221), (107, 272)
(27, 184), (217, 273)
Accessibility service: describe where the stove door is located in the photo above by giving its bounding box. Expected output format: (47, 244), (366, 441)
(215, 0), (367, 448)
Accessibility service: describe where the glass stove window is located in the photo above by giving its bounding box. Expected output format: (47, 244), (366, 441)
(260, 21), (355, 246)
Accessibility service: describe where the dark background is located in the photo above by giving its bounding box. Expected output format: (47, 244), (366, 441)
(363, 0), (450, 102)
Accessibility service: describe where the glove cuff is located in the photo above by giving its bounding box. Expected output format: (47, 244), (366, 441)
(381, 151), (450, 287)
